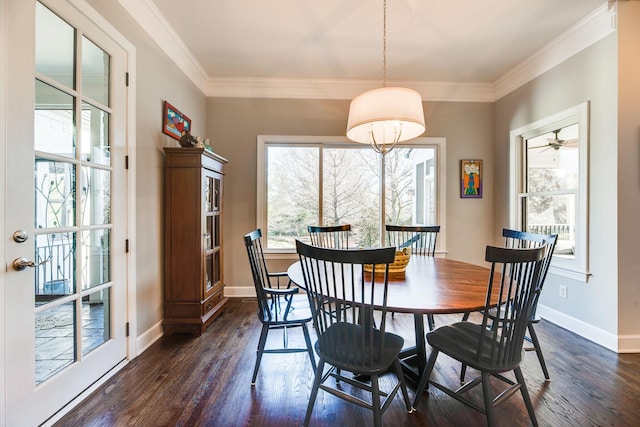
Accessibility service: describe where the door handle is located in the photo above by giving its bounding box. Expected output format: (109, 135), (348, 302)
(12, 257), (49, 271)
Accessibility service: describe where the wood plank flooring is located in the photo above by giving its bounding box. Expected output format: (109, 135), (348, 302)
(55, 297), (640, 426)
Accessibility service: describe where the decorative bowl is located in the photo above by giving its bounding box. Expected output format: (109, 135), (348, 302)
(364, 247), (411, 277)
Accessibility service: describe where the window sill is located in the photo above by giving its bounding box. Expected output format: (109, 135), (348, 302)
(549, 265), (591, 283)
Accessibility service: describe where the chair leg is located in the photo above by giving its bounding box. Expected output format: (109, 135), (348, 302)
(459, 363), (467, 383)
(251, 324), (270, 385)
(427, 314), (435, 331)
(371, 374), (382, 427)
(304, 359), (325, 427)
(514, 366), (539, 427)
(282, 325), (288, 348)
(301, 323), (316, 371)
(481, 371), (495, 427)
(392, 358), (413, 412)
(527, 322), (550, 380)
(412, 348), (439, 410)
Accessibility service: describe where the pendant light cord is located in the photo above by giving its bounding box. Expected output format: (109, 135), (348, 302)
(383, 0), (387, 88)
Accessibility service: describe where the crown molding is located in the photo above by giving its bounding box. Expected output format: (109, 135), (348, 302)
(494, 3), (616, 100)
(120, 0), (614, 103)
(117, 0), (208, 92)
(205, 78), (496, 102)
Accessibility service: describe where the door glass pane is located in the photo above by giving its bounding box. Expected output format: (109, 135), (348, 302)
(80, 103), (110, 165)
(35, 301), (77, 384)
(266, 146), (319, 248)
(82, 37), (110, 106)
(82, 289), (110, 356)
(81, 229), (111, 289)
(35, 2), (75, 88)
(34, 232), (76, 304)
(35, 81), (75, 157)
(323, 147), (379, 247)
(81, 167), (110, 226)
(35, 159), (76, 229)
(385, 147), (437, 227)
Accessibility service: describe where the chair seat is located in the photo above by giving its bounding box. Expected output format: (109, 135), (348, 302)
(258, 294), (313, 325)
(317, 322), (404, 375)
(427, 322), (523, 374)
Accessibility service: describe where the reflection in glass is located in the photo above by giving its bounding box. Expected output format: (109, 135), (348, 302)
(81, 229), (111, 289)
(385, 147), (437, 228)
(36, 2), (75, 88)
(34, 232), (76, 304)
(82, 289), (110, 356)
(35, 159), (76, 229)
(35, 302), (76, 384)
(81, 167), (111, 226)
(80, 103), (110, 165)
(267, 146), (320, 249)
(524, 194), (576, 259)
(525, 123), (579, 259)
(82, 37), (110, 107)
(35, 80), (75, 157)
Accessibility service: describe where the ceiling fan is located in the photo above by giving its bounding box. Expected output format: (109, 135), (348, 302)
(529, 129), (576, 151)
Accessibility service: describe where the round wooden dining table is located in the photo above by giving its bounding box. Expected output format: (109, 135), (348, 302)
(287, 255), (495, 383)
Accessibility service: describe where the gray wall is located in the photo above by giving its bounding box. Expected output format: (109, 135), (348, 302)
(207, 98), (495, 291)
(86, 1), (208, 337)
(495, 34), (619, 335)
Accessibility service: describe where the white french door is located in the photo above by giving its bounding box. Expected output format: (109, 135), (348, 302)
(3, 1), (129, 425)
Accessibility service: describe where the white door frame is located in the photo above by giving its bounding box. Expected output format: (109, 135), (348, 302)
(0, 0), (137, 425)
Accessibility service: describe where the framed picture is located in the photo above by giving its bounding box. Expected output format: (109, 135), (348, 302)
(460, 159), (483, 198)
(162, 101), (191, 140)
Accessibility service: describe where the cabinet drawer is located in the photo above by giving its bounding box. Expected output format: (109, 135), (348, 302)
(202, 290), (224, 316)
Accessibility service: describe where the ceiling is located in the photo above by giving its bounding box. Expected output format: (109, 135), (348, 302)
(149, 0), (606, 87)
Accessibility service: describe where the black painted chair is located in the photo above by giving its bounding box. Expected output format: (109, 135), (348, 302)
(307, 224), (351, 249)
(243, 229), (316, 385)
(385, 224), (441, 328)
(461, 228), (558, 381)
(412, 244), (547, 426)
(385, 224), (440, 256)
(296, 240), (413, 427)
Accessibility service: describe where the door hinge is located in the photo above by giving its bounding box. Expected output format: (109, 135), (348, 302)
(125, 239), (129, 253)
(125, 72), (129, 87)
(126, 322), (130, 337)
(125, 155), (129, 170)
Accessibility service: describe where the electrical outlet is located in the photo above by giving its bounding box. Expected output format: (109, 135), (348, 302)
(559, 284), (568, 299)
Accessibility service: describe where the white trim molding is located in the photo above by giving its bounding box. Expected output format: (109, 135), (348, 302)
(538, 304), (618, 352)
(116, 0), (208, 93)
(494, 3), (616, 100)
(118, 1), (615, 102)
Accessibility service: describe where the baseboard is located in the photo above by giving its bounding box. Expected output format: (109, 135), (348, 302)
(537, 304), (618, 352)
(136, 319), (164, 354)
(616, 334), (640, 353)
(224, 286), (256, 298)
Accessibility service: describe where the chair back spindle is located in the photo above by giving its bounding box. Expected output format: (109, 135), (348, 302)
(385, 224), (440, 256)
(307, 224), (351, 249)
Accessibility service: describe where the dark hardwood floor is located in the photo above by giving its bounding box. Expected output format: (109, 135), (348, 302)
(55, 298), (640, 426)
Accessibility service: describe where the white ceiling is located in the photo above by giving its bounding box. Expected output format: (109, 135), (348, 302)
(150, 0), (606, 85)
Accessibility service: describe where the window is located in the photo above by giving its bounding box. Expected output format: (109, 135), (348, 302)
(510, 102), (589, 281)
(257, 136), (446, 252)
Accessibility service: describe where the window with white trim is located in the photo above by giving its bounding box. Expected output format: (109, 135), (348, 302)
(510, 102), (589, 281)
(257, 136), (446, 252)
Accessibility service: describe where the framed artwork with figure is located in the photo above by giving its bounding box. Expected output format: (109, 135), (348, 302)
(460, 159), (482, 198)
(163, 101), (191, 140)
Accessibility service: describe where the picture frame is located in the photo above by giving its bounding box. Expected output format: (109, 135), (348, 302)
(460, 159), (483, 198)
(162, 101), (191, 140)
